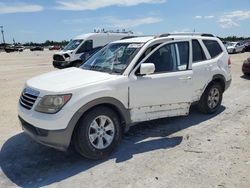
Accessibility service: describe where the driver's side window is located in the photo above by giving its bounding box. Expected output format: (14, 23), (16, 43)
(144, 43), (177, 73)
(142, 42), (189, 74)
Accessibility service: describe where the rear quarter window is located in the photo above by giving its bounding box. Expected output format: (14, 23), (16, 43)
(203, 40), (223, 58)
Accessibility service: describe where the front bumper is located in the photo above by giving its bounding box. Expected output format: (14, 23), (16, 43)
(19, 116), (73, 151)
(227, 48), (235, 54)
(53, 60), (71, 69)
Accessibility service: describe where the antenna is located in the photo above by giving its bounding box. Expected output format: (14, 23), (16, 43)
(0, 26), (5, 44)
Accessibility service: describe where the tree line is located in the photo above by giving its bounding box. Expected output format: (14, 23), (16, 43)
(22, 40), (69, 47)
(219, 36), (250, 42)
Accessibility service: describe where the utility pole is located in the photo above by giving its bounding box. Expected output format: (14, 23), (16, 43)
(0, 26), (6, 44)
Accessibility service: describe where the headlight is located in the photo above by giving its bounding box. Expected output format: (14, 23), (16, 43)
(65, 57), (70, 62)
(35, 94), (71, 114)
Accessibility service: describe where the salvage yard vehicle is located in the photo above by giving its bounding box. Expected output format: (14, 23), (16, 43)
(49, 45), (61, 50)
(4, 45), (24, 53)
(53, 31), (134, 69)
(227, 42), (245, 54)
(242, 57), (250, 75)
(30, 46), (44, 51)
(18, 33), (232, 159)
(244, 41), (250, 52)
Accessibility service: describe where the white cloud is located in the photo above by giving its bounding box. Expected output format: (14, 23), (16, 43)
(204, 15), (214, 19)
(56, 0), (166, 10)
(106, 16), (163, 28)
(195, 15), (214, 19)
(195, 16), (202, 19)
(0, 2), (43, 14)
(218, 10), (250, 28)
(218, 18), (239, 29)
(224, 10), (250, 20)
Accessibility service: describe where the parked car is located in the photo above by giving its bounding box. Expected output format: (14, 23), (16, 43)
(227, 42), (245, 53)
(53, 31), (134, 69)
(18, 33), (231, 159)
(242, 57), (250, 75)
(244, 41), (250, 52)
(30, 46), (44, 51)
(222, 41), (229, 48)
(4, 45), (24, 53)
(49, 45), (61, 50)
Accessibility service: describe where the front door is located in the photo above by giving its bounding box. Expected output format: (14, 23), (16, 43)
(129, 40), (193, 123)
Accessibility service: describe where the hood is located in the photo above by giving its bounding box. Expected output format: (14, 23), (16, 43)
(26, 68), (117, 93)
(227, 46), (235, 49)
(55, 50), (74, 55)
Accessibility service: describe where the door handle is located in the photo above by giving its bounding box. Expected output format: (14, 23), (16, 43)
(179, 76), (192, 80)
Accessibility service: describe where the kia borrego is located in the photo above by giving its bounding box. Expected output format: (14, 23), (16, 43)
(18, 33), (232, 159)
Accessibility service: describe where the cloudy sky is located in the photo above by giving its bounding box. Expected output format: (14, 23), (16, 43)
(0, 0), (249, 43)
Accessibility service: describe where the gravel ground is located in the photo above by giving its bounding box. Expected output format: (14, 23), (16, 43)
(0, 50), (249, 188)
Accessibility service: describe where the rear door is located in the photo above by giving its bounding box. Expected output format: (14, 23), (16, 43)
(190, 39), (211, 102)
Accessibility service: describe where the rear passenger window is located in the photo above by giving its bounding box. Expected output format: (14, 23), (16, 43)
(192, 40), (206, 62)
(203, 40), (223, 58)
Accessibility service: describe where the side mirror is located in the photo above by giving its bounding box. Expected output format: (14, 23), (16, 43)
(139, 63), (155, 75)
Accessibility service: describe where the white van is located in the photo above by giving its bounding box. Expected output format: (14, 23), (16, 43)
(53, 31), (133, 68)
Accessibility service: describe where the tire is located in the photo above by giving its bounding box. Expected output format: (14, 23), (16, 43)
(233, 49), (236, 54)
(198, 82), (223, 114)
(73, 106), (122, 159)
(241, 48), (245, 53)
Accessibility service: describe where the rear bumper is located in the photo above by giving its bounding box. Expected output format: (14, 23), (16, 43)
(18, 116), (72, 151)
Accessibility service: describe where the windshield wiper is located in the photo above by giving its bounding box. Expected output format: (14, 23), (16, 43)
(87, 65), (111, 73)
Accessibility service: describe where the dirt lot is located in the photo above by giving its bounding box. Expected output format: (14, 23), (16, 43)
(0, 50), (249, 188)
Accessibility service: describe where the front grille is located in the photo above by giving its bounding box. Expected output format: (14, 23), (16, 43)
(53, 54), (65, 61)
(19, 88), (39, 110)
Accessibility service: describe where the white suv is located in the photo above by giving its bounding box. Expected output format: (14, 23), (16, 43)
(18, 33), (232, 159)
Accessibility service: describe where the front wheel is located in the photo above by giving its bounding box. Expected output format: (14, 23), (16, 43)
(74, 106), (122, 159)
(198, 83), (223, 114)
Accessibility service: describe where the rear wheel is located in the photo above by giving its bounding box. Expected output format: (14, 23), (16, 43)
(74, 106), (122, 159)
(198, 82), (223, 114)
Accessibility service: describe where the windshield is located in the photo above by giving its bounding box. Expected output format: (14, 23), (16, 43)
(81, 43), (143, 74)
(63, 39), (83, 51)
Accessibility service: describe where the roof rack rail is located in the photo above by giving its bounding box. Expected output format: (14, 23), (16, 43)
(120, 36), (138, 40)
(158, 32), (214, 38)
